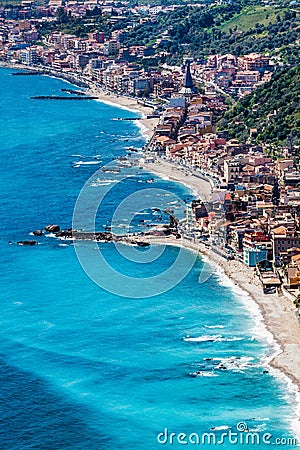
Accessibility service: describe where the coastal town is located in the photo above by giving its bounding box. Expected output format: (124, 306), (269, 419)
(2, 0), (300, 445)
(2, 0), (299, 306)
(144, 62), (300, 305)
(0, 0), (287, 98)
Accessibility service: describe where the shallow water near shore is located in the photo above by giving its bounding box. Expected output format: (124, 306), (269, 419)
(0, 68), (299, 449)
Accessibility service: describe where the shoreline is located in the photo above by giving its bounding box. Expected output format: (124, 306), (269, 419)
(1, 62), (299, 430)
(141, 159), (212, 201)
(134, 184), (300, 431)
(140, 234), (300, 433)
(86, 88), (158, 140)
(137, 162), (300, 383)
(0, 61), (158, 139)
(138, 159), (300, 401)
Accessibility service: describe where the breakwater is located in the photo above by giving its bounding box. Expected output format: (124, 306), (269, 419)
(31, 95), (97, 100)
(12, 71), (43, 76)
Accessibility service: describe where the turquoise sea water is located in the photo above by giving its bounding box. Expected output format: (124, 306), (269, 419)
(0, 68), (299, 449)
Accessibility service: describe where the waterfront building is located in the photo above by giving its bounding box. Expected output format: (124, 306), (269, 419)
(243, 246), (268, 267)
(21, 47), (37, 65)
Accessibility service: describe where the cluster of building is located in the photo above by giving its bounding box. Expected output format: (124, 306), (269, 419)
(146, 65), (300, 296)
(0, 1), (298, 297)
(193, 53), (277, 98)
(0, 0), (175, 21)
(0, 0), (281, 100)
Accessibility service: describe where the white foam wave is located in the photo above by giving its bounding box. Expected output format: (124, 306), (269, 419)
(213, 265), (279, 352)
(251, 417), (270, 421)
(249, 423), (268, 432)
(135, 120), (149, 141)
(184, 334), (222, 343)
(73, 160), (102, 166)
(101, 169), (120, 174)
(217, 337), (244, 342)
(266, 365), (300, 439)
(204, 325), (225, 329)
(39, 321), (55, 330)
(89, 179), (117, 187)
(63, 378), (85, 387)
(184, 334), (242, 343)
(213, 356), (255, 372)
(189, 371), (218, 378)
(45, 233), (56, 238)
(211, 425), (230, 431)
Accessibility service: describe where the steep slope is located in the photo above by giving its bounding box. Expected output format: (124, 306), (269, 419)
(218, 66), (300, 145)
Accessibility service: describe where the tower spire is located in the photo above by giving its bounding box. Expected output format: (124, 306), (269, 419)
(179, 61), (197, 96)
(184, 61), (194, 89)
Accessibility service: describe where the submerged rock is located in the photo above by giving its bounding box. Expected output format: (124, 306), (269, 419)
(135, 241), (150, 247)
(17, 240), (37, 246)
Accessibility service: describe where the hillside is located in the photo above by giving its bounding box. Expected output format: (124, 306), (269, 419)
(123, 2), (300, 65)
(220, 5), (288, 32)
(218, 66), (300, 145)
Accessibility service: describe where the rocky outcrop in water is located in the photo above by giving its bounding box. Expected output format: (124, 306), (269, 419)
(55, 228), (73, 238)
(72, 231), (113, 241)
(45, 224), (60, 233)
(54, 228), (113, 242)
(33, 230), (43, 236)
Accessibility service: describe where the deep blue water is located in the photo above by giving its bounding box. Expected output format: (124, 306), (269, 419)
(0, 68), (299, 449)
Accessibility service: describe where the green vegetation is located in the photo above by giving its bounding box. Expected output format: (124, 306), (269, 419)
(37, 7), (133, 38)
(34, 1), (299, 66)
(221, 5), (288, 32)
(123, 2), (300, 65)
(38, 8), (100, 37)
(294, 295), (300, 309)
(218, 66), (300, 146)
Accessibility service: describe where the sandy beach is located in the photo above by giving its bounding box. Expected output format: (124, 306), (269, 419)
(211, 248), (300, 391)
(141, 159), (212, 201)
(86, 86), (159, 139)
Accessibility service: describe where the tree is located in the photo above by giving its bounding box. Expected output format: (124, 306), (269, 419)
(56, 7), (68, 23)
